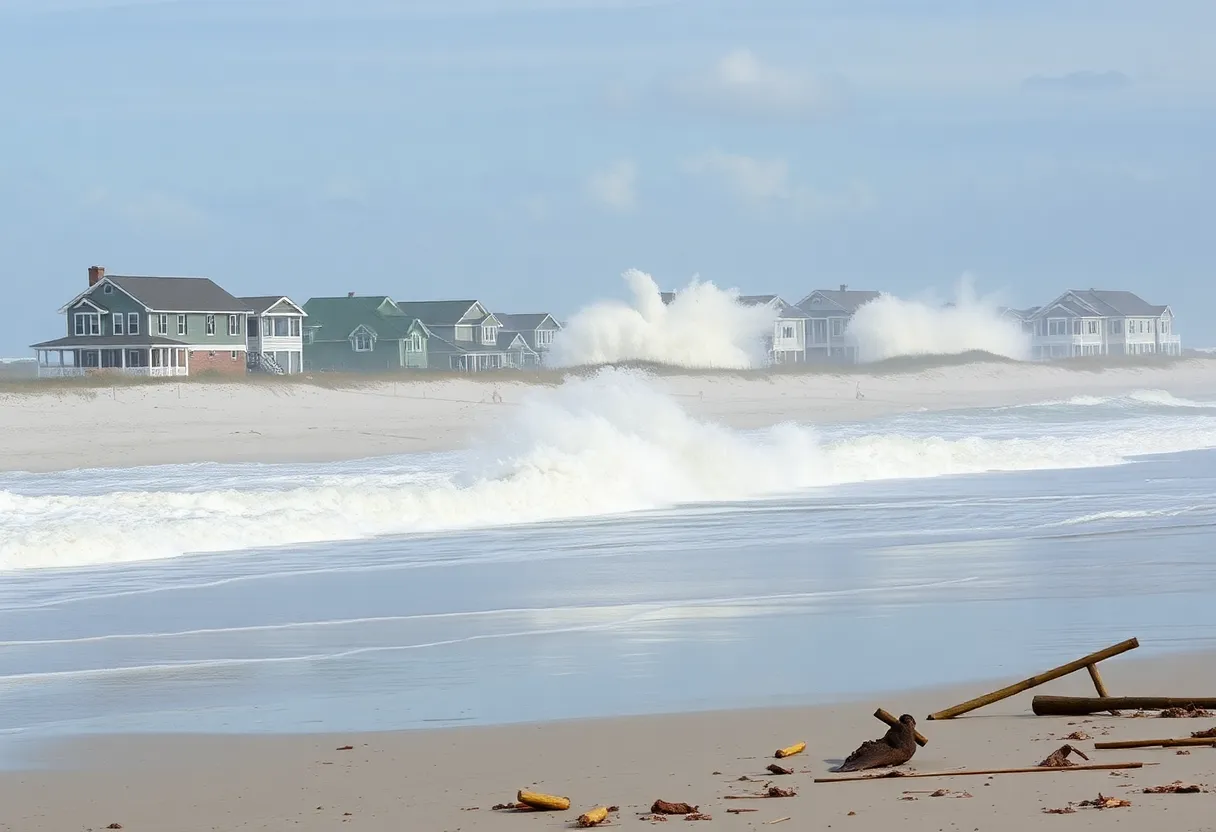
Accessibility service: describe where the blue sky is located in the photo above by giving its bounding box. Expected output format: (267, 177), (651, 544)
(2, 0), (1214, 353)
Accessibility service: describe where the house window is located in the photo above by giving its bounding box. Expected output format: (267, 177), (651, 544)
(157, 314), (169, 335)
(1138, 320), (1145, 334)
(1048, 319), (1068, 336)
(455, 325), (473, 341)
(405, 333), (423, 352)
(231, 350), (239, 359)
(352, 331), (374, 352)
(290, 317), (301, 337)
(103, 284), (113, 294)
(1110, 319), (1122, 334)
(128, 312), (140, 335)
(273, 317), (290, 337)
(1162, 319), (1170, 334)
(482, 325), (498, 344)
(74, 313), (100, 336)
(781, 324), (795, 339)
(536, 329), (554, 347)
(1071, 320), (1081, 335)
(303, 328), (315, 345)
(178, 314), (187, 336)
(830, 318), (844, 337)
(113, 313), (125, 335)
(205, 314), (216, 336)
(1086, 320), (1098, 335)
(228, 315), (240, 336)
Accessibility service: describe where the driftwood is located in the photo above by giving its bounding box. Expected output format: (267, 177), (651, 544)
(651, 800), (697, 815)
(576, 807), (610, 827)
(1033, 696), (1216, 716)
(875, 708), (928, 747)
(723, 787), (796, 799)
(766, 764), (793, 775)
(774, 742), (805, 759)
(1094, 737), (1216, 750)
(927, 638), (1139, 720)
(1038, 745), (1090, 767)
(814, 761), (1147, 783)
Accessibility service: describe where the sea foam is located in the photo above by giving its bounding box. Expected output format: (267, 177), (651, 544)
(2, 370), (1215, 571)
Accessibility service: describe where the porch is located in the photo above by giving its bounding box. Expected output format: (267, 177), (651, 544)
(36, 346), (190, 378)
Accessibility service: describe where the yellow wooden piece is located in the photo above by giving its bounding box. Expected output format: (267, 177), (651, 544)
(577, 806), (610, 827)
(774, 742), (806, 759)
(517, 789), (571, 811)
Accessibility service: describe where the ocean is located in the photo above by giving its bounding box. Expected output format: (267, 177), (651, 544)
(2, 372), (1216, 741)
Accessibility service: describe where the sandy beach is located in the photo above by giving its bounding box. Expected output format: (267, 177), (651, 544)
(2, 647), (1214, 831)
(2, 358), (1214, 473)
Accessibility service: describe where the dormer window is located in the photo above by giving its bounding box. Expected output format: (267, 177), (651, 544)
(482, 325), (498, 344)
(351, 329), (375, 352)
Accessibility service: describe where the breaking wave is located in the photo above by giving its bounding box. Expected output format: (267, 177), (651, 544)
(848, 277), (1031, 363)
(2, 368), (1216, 571)
(546, 269), (775, 369)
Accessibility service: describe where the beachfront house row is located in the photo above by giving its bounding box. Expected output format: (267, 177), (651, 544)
(242, 296), (307, 374)
(795, 285), (882, 363)
(301, 295), (430, 371)
(737, 295), (811, 364)
(1026, 289), (1181, 359)
(493, 313), (563, 365)
(395, 300), (538, 371)
(33, 266), (252, 377)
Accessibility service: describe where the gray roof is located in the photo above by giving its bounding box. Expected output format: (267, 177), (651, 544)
(396, 300), (491, 326)
(796, 288), (882, 315)
(31, 334), (188, 349)
(495, 313), (559, 331)
(497, 331), (540, 353)
(240, 295), (303, 315)
(104, 275), (249, 313)
(1032, 290), (1169, 320)
(738, 295), (811, 319)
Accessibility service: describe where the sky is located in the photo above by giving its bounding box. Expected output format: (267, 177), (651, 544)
(2, 0), (1214, 354)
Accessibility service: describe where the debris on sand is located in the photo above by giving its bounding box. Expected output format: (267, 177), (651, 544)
(336, 745), (354, 751)
(517, 789), (571, 811)
(1038, 745), (1090, 768)
(774, 742), (806, 759)
(766, 764), (793, 776)
(1159, 705), (1214, 718)
(1141, 781), (1206, 794)
(1076, 794), (1132, 809)
(1192, 727), (1216, 738)
(651, 800), (698, 815)
(685, 813), (712, 821)
(837, 715), (918, 772)
(1063, 731), (1092, 741)
(1041, 806), (1076, 815)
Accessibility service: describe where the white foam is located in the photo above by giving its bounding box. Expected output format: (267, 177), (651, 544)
(546, 269), (776, 368)
(847, 276), (1031, 362)
(2, 368), (1215, 571)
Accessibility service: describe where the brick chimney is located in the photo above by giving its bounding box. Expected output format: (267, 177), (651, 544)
(89, 265), (106, 286)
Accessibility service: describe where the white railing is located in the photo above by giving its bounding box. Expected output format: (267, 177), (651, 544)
(36, 366), (186, 379)
(37, 366), (88, 378)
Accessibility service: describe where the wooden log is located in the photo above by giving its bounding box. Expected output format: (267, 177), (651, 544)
(1085, 663), (1120, 715)
(774, 742), (806, 759)
(874, 708), (928, 747)
(926, 638), (1139, 720)
(1094, 738), (1216, 750)
(576, 807), (610, 827)
(814, 761), (1146, 783)
(1032, 695), (1216, 716)
(516, 790), (570, 811)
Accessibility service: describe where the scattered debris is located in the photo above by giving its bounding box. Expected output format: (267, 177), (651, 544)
(724, 786), (796, 799)
(651, 800), (698, 815)
(816, 762), (1145, 783)
(928, 789), (972, 798)
(517, 790), (571, 811)
(726, 808), (758, 814)
(1159, 705), (1214, 718)
(336, 745), (354, 751)
(837, 714), (919, 772)
(1063, 731), (1092, 741)
(774, 742), (806, 759)
(1142, 781), (1206, 794)
(1193, 727), (1216, 738)
(874, 707), (929, 746)
(105, 825), (123, 830)
(899, 795), (918, 801)
(1177, 750), (1191, 755)
(766, 764), (793, 776)
(1076, 793), (1132, 809)
(491, 802), (530, 811)
(766, 818), (791, 825)
(685, 813), (712, 821)
(1038, 745), (1090, 768)
(1041, 806), (1076, 815)
(576, 806), (611, 827)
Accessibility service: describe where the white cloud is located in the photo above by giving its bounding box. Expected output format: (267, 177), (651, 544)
(683, 150), (873, 220)
(665, 49), (842, 119)
(586, 159), (637, 212)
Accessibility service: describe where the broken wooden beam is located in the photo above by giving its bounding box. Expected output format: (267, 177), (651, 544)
(927, 638), (1139, 720)
(875, 708), (928, 747)
(814, 761), (1147, 783)
(1032, 696), (1216, 716)
(1093, 737), (1216, 750)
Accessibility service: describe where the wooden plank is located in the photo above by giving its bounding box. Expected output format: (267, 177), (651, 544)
(1085, 663), (1120, 715)
(1032, 695), (1216, 716)
(814, 762), (1147, 784)
(926, 638), (1139, 720)
(1093, 738), (1216, 750)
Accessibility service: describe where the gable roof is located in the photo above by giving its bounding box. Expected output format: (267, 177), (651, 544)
(107, 275), (248, 312)
(302, 296), (422, 342)
(495, 313), (561, 331)
(796, 288), (882, 315)
(396, 300), (496, 326)
(1030, 290), (1169, 320)
(737, 295), (811, 319)
(241, 296), (307, 316)
(496, 331), (538, 352)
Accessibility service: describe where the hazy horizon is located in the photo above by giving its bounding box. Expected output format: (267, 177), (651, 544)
(3, 0), (1213, 355)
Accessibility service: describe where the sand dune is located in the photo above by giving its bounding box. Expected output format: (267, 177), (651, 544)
(1, 359), (1214, 472)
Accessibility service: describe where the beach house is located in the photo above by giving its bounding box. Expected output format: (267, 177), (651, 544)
(242, 296), (308, 374)
(737, 295), (811, 364)
(795, 285), (882, 363)
(32, 266), (251, 377)
(395, 300), (538, 371)
(301, 295), (430, 371)
(1026, 290), (1181, 359)
(494, 313), (563, 366)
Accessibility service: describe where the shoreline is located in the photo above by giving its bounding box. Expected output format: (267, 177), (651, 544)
(2, 359), (1214, 474)
(2, 647), (1214, 830)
